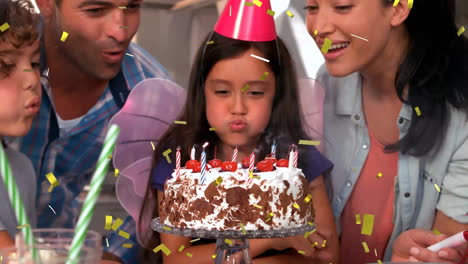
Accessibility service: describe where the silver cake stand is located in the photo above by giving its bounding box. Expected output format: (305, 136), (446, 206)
(152, 217), (315, 264)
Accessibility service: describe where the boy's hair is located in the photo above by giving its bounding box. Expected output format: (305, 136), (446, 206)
(138, 32), (314, 252)
(0, 0), (40, 49)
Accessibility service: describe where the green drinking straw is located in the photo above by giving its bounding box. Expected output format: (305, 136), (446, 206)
(66, 124), (120, 264)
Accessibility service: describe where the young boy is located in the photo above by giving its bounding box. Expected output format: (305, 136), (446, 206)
(0, 0), (41, 249)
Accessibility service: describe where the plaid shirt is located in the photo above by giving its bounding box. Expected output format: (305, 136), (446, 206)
(7, 42), (170, 263)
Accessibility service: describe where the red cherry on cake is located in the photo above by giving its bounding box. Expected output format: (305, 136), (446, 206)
(185, 160), (200, 170)
(276, 159), (289, 168)
(221, 161), (237, 172)
(264, 158), (277, 165)
(209, 159), (222, 168)
(241, 157), (250, 168)
(257, 160), (274, 172)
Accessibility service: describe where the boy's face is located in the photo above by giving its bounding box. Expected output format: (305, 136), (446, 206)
(0, 40), (41, 137)
(46, 0), (142, 80)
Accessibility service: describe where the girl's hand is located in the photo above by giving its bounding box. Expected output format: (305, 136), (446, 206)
(391, 229), (464, 263)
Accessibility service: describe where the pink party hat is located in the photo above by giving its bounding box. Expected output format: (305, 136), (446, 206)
(214, 0), (277, 42)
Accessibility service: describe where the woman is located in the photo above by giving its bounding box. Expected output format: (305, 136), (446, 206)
(305, 0), (468, 263)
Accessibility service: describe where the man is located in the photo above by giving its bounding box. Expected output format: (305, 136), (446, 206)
(8, 0), (171, 262)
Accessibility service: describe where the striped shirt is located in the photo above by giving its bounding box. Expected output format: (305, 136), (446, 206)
(7, 42), (170, 263)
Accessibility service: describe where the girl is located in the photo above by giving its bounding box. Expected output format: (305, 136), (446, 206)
(137, 1), (339, 263)
(305, 0), (468, 262)
(0, 0), (41, 249)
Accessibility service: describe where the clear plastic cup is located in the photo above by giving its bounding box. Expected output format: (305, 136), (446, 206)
(0, 228), (102, 264)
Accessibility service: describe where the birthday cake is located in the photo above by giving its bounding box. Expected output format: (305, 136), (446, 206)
(159, 156), (314, 231)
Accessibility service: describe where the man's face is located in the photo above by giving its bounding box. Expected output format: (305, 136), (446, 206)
(50, 0), (141, 80)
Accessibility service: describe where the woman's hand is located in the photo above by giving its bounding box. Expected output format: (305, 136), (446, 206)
(271, 229), (330, 259)
(391, 228), (464, 263)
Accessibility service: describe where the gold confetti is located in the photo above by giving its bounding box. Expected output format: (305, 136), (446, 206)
(107, 154), (112, 159)
(458, 26), (465, 37)
(298, 250), (305, 255)
(118, 230), (130, 239)
(311, 241), (319, 247)
(163, 149), (172, 163)
(114, 169), (119, 177)
(118, 6), (127, 9)
(377, 260), (383, 264)
(433, 229), (441, 235)
(286, 10), (294, 18)
(314, 29), (318, 36)
(304, 231), (311, 239)
(0, 23), (10, 32)
(215, 177), (223, 186)
(308, 222), (314, 226)
(292, 203), (300, 209)
(178, 245), (185, 252)
(415, 107), (422, 116)
(393, 0), (400, 6)
(209, 127), (216, 131)
(253, 204), (263, 209)
(377, 172), (382, 178)
(46, 172), (60, 192)
(266, 9), (275, 16)
(374, 248), (378, 257)
(245, 1), (253, 6)
(122, 243), (133, 248)
(120, 26), (128, 29)
(104, 215), (113, 230)
(265, 218), (271, 222)
(211, 254), (217, 259)
(23, 69), (33, 72)
(186, 253), (193, 258)
(150, 141), (155, 150)
(298, 140), (321, 146)
(153, 244), (171, 256)
(321, 38), (332, 54)
(322, 240), (327, 247)
(242, 84), (250, 92)
(240, 223), (247, 234)
(60, 32), (69, 42)
(361, 214), (374, 235)
(407, 0), (413, 8)
(224, 239), (233, 245)
(206, 40), (215, 45)
(249, 171), (254, 178)
(111, 218), (123, 231)
(269, 212), (274, 217)
(174, 120), (187, 125)
(362, 241), (370, 253)
(163, 226), (172, 231)
(253, 0), (262, 7)
(260, 72), (269, 80)
(352, 167), (358, 173)
(190, 238), (200, 243)
(434, 183), (441, 192)
(355, 214), (361, 224)
(304, 194), (312, 203)
(16, 224), (30, 229)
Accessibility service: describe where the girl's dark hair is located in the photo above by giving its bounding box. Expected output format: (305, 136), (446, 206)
(0, 0), (39, 48)
(383, 0), (468, 156)
(138, 32), (314, 252)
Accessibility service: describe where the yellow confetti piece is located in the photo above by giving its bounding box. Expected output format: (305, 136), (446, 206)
(321, 38), (332, 54)
(266, 9), (275, 16)
(393, 0), (400, 6)
(178, 245), (185, 252)
(374, 248), (378, 256)
(104, 215), (113, 230)
(352, 167), (358, 173)
(304, 231), (311, 239)
(298, 250), (305, 255)
(434, 183), (441, 192)
(0, 23), (10, 32)
(322, 240), (327, 247)
(433, 229), (441, 235)
(355, 214), (361, 224)
(209, 127), (216, 131)
(190, 238), (200, 243)
(114, 168), (119, 177)
(107, 154), (112, 159)
(111, 217), (123, 231)
(46, 172), (60, 192)
(298, 140), (321, 146)
(362, 241), (370, 253)
(118, 230), (130, 239)
(122, 243), (133, 248)
(23, 69), (33, 72)
(286, 10), (294, 18)
(150, 141), (155, 150)
(242, 84), (250, 92)
(314, 29), (318, 36)
(174, 120), (187, 125)
(211, 254), (217, 259)
(458, 26), (465, 37)
(186, 252), (193, 258)
(304, 194), (312, 203)
(120, 26), (128, 29)
(361, 214), (374, 235)
(311, 241), (319, 247)
(118, 6), (127, 9)
(377, 260), (383, 264)
(292, 203), (300, 209)
(253, 204), (263, 209)
(163, 149), (172, 163)
(308, 222), (314, 226)
(240, 223), (247, 234)
(245, 1), (253, 6)
(265, 217), (271, 222)
(377, 172), (382, 178)
(253, 0), (262, 7)
(16, 224), (30, 229)
(215, 177), (223, 186)
(163, 226), (172, 231)
(206, 40), (215, 45)
(224, 239), (233, 245)
(260, 72), (269, 80)
(60, 32), (69, 42)
(407, 0), (413, 8)
(415, 107), (421, 116)
(249, 171), (254, 178)
(153, 244), (171, 256)
(269, 212), (274, 217)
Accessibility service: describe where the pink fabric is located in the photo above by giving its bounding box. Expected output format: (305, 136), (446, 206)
(339, 129), (398, 264)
